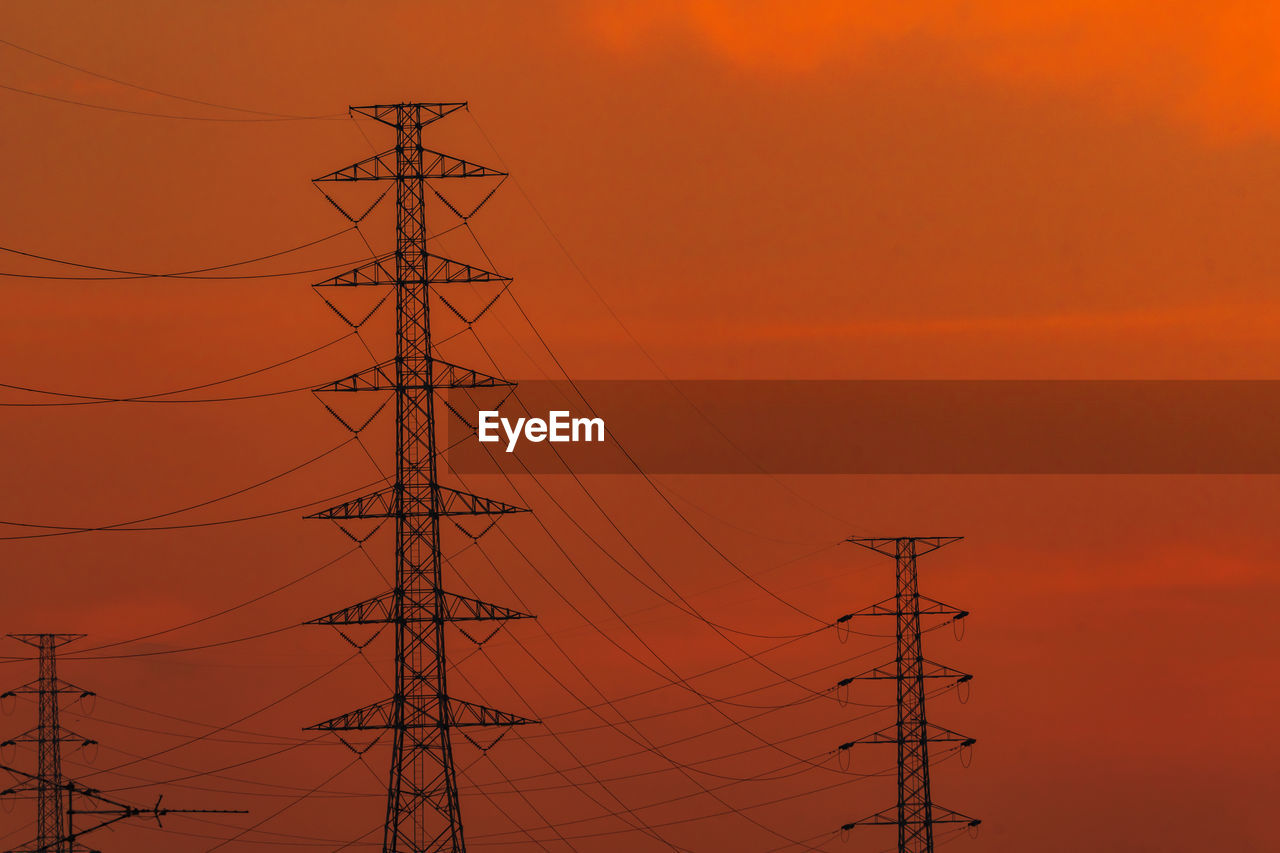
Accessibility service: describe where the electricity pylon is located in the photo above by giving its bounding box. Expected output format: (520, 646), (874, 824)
(1, 634), (92, 853)
(0, 635), (244, 853)
(304, 102), (536, 853)
(836, 538), (979, 852)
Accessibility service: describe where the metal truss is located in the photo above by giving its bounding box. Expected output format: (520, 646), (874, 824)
(304, 102), (533, 853)
(837, 538), (979, 852)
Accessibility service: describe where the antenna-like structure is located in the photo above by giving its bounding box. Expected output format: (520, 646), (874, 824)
(0, 635), (245, 852)
(304, 102), (536, 853)
(836, 538), (979, 852)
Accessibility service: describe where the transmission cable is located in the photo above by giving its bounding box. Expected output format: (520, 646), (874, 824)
(0, 329), (355, 406)
(0, 80), (341, 123)
(0, 225), (355, 279)
(0, 36), (337, 120)
(0, 436), (366, 540)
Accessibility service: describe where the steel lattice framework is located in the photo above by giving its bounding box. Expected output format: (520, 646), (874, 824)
(836, 538), (979, 853)
(304, 102), (535, 853)
(1, 634), (90, 853)
(0, 636), (242, 853)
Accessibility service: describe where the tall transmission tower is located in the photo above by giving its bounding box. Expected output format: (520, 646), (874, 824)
(304, 102), (536, 853)
(0, 635), (243, 852)
(1, 634), (92, 853)
(836, 537), (979, 852)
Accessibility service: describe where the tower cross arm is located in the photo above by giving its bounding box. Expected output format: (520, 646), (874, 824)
(1, 678), (94, 698)
(834, 659), (972, 687)
(836, 594), (968, 622)
(846, 536), (964, 556)
(306, 696), (539, 732)
(445, 697), (538, 728)
(314, 148), (505, 183)
(843, 805), (979, 831)
(311, 251), (509, 288)
(837, 722), (976, 750)
(305, 590), (531, 626)
(305, 486), (397, 520)
(312, 358), (514, 393)
(350, 103), (468, 127)
(437, 485), (527, 516)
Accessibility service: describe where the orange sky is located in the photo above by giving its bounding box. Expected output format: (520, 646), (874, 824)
(0, 2), (1277, 852)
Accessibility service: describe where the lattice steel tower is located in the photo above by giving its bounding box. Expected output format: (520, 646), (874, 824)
(1, 635), (244, 852)
(1, 634), (92, 853)
(836, 537), (979, 852)
(304, 103), (535, 853)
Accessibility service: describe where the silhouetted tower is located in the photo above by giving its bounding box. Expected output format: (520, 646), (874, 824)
(1, 634), (93, 853)
(304, 102), (535, 853)
(836, 538), (979, 852)
(1, 635), (246, 852)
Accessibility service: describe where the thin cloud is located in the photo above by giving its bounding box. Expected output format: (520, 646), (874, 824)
(585, 1), (1280, 141)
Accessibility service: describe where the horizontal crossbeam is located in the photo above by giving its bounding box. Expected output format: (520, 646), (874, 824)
(1, 678), (94, 698)
(837, 594), (968, 622)
(2, 724), (95, 748)
(307, 485), (527, 520)
(315, 148), (505, 183)
(6, 633), (83, 648)
(312, 252), (510, 289)
(306, 696), (537, 732)
(306, 590), (532, 625)
(846, 536), (963, 557)
(350, 103), (467, 128)
(306, 487), (396, 520)
(837, 723), (976, 751)
(842, 804), (980, 831)
(314, 358), (514, 393)
(835, 659), (972, 687)
(437, 485), (527, 517)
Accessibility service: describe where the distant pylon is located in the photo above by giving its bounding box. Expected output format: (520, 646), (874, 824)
(304, 102), (536, 853)
(1, 634), (91, 853)
(836, 537), (979, 852)
(0, 635), (245, 853)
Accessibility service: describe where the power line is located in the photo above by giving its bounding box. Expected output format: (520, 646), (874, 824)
(0, 36), (337, 120)
(0, 437), (368, 540)
(0, 253), (365, 281)
(465, 107), (859, 534)
(0, 225), (355, 278)
(0, 79), (340, 123)
(454, 218), (832, 628)
(0, 330), (356, 407)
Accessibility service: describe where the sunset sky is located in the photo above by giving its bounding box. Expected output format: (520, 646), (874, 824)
(0, 2), (1277, 851)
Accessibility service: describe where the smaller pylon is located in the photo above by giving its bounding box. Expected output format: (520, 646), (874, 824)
(0, 764), (245, 853)
(0, 635), (246, 853)
(836, 538), (979, 853)
(1, 634), (91, 853)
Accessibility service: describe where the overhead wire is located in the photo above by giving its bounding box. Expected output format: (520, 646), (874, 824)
(0, 329), (355, 406)
(74, 650), (363, 784)
(331, 426), (689, 850)
(0, 225), (357, 279)
(0, 436), (369, 540)
(466, 106), (861, 536)
(432, 240), (886, 844)
(452, 227), (831, 637)
(0, 80), (341, 123)
(322, 162), (849, 840)
(0, 36), (337, 120)
(427, 483), (829, 851)
(0, 104), (921, 845)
